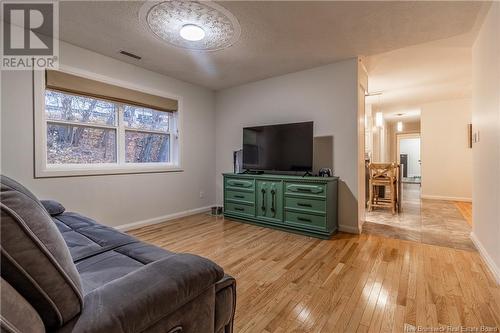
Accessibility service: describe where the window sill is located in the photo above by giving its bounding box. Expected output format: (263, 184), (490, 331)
(35, 164), (184, 178)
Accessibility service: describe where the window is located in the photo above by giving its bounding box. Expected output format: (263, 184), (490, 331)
(123, 105), (171, 163)
(44, 89), (177, 168)
(35, 69), (181, 177)
(45, 90), (119, 164)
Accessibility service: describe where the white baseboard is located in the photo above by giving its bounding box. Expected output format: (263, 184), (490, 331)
(339, 224), (361, 234)
(470, 232), (500, 285)
(115, 205), (213, 232)
(420, 195), (472, 202)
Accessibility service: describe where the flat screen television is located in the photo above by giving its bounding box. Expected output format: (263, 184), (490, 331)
(243, 121), (313, 173)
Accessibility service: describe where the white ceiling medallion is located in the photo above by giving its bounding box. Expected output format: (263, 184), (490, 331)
(140, 1), (241, 52)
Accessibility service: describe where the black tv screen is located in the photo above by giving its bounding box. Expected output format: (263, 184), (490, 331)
(243, 121), (313, 172)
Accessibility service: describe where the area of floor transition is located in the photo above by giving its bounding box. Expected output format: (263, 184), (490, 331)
(364, 184), (475, 251)
(129, 214), (500, 333)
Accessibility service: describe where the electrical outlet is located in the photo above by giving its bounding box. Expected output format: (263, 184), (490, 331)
(199, 191), (204, 198)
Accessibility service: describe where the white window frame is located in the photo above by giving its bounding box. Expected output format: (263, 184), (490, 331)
(34, 66), (183, 178)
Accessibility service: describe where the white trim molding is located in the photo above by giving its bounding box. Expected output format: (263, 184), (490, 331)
(115, 206), (212, 232)
(420, 195), (472, 202)
(470, 232), (500, 285)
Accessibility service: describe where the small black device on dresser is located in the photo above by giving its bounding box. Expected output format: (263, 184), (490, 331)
(318, 168), (333, 177)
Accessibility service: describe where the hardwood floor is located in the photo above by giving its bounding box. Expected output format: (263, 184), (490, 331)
(129, 214), (500, 333)
(455, 202), (473, 226)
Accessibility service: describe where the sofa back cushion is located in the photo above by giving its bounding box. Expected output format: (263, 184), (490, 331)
(0, 176), (83, 330)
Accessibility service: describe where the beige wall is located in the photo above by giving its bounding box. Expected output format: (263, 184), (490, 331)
(215, 59), (361, 233)
(471, 3), (500, 283)
(420, 98), (472, 201)
(1, 42), (217, 229)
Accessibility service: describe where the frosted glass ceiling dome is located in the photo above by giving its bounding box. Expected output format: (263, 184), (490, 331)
(141, 1), (241, 51)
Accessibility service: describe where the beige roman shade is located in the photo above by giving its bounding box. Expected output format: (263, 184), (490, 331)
(45, 70), (178, 112)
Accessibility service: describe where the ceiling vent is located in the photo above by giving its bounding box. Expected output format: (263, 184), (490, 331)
(119, 50), (142, 60)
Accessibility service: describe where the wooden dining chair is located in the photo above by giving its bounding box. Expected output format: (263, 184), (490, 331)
(368, 163), (399, 214)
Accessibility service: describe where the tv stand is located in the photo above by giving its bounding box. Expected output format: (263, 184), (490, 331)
(223, 173), (338, 238)
(242, 170), (264, 175)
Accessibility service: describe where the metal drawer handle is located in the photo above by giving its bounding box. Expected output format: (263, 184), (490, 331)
(297, 217), (312, 222)
(234, 207), (244, 212)
(261, 189), (266, 211)
(297, 202), (312, 207)
(233, 182), (245, 186)
(296, 188), (312, 192)
(271, 189), (276, 214)
(234, 195), (244, 199)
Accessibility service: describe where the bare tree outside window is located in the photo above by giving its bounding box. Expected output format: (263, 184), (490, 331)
(45, 90), (118, 164)
(47, 124), (117, 164)
(44, 90), (174, 166)
(126, 132), (169, 163)
(123, 106), (171, 163)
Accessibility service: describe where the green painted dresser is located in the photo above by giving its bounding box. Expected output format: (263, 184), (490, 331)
(223, 173), (338, 238)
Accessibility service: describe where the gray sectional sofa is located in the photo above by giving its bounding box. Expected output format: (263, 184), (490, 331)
(0, 175), (236, 333)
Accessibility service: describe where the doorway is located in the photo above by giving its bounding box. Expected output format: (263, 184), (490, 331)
(397, 133), (421, 184)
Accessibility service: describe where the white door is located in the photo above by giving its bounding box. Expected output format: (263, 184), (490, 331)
(399, 137), (421, 177)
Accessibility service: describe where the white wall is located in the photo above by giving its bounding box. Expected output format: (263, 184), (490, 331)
(1, 42), (216, 228)
(420, 98), (472, 201)
(471, 2), (500, 283)
(399, 138), (421, 177)
(215, 59), (361, 232)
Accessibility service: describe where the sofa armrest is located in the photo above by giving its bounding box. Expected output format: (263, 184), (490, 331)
(215, 274), (236, 333)
(62, 253), (224, 333)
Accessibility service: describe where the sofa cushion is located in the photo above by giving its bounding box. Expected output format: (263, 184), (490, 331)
(53, 212), (140, 262)
(0, 277), (45, 333)
(57, 254), (224, 333)
(76, 250), (145, 294)
(41, 199), (66, 216)
(0, 175), (83, 331)
(52, 209), (176, 294)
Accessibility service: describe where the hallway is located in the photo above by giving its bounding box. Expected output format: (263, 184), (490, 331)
(363, 184), (475, 251)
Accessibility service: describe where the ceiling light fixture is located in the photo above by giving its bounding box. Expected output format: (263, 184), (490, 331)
(140, 1), (241, 51)
(375, 112), (384, 128)
(397, 121), (403, 132)
(180, 24), (205, 41)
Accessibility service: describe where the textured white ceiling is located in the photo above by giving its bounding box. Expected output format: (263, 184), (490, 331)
(364, 28), (485, 121)
(59, 1), (486, 90)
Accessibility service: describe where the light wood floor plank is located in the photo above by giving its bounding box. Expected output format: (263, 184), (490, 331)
(128, 214), (500, 332)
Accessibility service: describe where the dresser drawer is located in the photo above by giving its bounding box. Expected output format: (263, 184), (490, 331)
(285, 196), (326, 215)
(285, 211), (326, 230)
(285, 182), (326, 197)
(224, 202), (255, 218)
(225, 190), (255, 205)
(225, 178), (255, 192)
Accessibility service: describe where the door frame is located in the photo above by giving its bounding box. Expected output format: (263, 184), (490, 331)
(396, 132), (421, 178)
